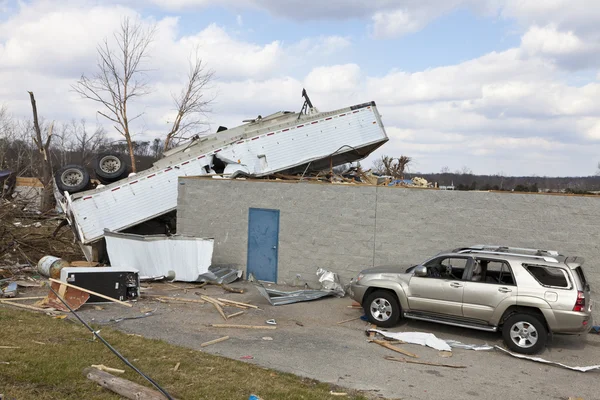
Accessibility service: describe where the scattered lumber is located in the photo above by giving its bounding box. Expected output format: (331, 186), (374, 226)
(49, 278), (131, 308)
(173, 362), (180, 372)
(0, 300), (53, 313)
(200, 295), (225, 307)
(0, 346), (20, 349)
(83, 367), (177, 400)
(212, 302), (228, 321)
(152, 296), (205, 304)
(200, 336), (230, 347)
(227, 311), (245, 319)
(91, 364), (125, 374)
(210, 324), (276, 330)
(220, 285), (244, 294)
(371, 339), (418, 358)
(0, 296), (45, 301)
(217, 298), (259, 309)
(384, 355), (466, 368)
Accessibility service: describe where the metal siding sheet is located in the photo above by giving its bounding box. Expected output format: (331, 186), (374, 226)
(105, 232), (214, 282)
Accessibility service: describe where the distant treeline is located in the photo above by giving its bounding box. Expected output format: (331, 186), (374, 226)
(405, 172), (600, 193)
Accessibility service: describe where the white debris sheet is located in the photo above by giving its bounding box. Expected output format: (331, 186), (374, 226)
(495, 346), (600, 372)
(370, 330), (452, 352)
(446, 340), (494, 351)
(105, 231), (214, 282)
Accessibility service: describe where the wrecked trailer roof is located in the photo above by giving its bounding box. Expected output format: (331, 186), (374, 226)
(56, 96), (389, 245)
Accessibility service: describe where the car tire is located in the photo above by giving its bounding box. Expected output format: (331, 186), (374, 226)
(93, 152), (128, 183)
(364, 290), (400, 328)
(54, 165), (90, 194)
(502, 313), (547, 354)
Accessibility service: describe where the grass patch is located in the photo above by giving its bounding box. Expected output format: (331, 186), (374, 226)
(0, 308), (367, 400)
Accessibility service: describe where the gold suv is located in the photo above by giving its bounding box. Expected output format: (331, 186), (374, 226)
(350, 245), (593, 354)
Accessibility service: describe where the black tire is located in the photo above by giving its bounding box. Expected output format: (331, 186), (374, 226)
(54, 165), (90, 194)
(93, 152), (128, 183)
(364, 290), (401, 328)
(502, 313), (547, 354)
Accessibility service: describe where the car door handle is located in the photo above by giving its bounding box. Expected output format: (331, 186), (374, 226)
(450, 282), (462, 288)
(498, 287), (512, 293)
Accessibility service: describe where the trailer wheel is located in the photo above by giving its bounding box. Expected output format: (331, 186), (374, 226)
(55, 165), (90, 194)
(94, 153), (128, 183)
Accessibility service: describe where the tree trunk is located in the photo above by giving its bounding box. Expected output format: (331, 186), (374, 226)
(126, 136), (137, 173)
(28, 91), (54, 211)
(83, 367), (175, 400)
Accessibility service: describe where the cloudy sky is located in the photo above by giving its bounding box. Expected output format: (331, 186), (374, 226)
(1, 0), (599, 176)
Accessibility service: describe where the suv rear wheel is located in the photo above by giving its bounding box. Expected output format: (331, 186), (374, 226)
(502, 313), (547, 354)
(364, 290), (400, 328)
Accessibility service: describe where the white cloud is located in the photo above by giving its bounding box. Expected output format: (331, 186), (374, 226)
(371, 9), (424, 39)
(305, 64), (361, 93)
(236, 14), (243, 26)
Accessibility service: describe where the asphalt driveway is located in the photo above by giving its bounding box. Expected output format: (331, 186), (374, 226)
(76, 281), (599, 400)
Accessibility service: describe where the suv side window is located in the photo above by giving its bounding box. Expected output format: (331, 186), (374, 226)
(474, 259), (515, 285)
(524, 264), (570, 288)
(424, 257), (469, 280)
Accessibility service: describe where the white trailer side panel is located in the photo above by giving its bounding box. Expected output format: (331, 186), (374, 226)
(69, 105), (387, 244)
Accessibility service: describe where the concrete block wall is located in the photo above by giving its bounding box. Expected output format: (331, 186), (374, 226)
(178, 178), (600, 320)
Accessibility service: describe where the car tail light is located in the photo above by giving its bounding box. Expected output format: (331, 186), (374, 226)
(573, 291), (585, 312)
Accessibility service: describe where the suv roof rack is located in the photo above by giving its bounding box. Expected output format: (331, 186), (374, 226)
(455, 246), (560, 263)
(459, 245), (560, 256)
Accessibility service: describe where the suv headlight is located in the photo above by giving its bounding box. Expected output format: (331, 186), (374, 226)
(355, 273), (365, 283)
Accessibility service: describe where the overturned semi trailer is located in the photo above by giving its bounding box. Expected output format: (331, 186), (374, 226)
(54, 90), (389, 259)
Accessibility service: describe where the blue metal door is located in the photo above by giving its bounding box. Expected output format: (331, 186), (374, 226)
(247, 208), (280, 282)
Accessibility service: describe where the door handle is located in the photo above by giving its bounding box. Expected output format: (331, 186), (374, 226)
(450, 282), (462, 288)
(498, 287), (512, 293)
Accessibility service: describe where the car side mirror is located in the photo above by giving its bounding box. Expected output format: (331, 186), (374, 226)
(414, 265), (427, 277)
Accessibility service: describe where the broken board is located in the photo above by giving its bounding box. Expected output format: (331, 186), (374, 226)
(45, 281), (90, 312)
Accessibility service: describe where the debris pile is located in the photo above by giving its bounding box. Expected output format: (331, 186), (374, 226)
(0, 199), (83, 269)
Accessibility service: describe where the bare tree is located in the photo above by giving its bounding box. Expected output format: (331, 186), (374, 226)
(71, 119), (107, 166)
(596, 162), (600, 176)
(28, 91), (54, 210)
(440, 166), (450, 174)
(373, 155), (412, 179)
(164, 52), (214, 151)
(72, 17), (156, 172)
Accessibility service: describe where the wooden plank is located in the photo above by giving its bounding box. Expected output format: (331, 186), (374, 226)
(153, 296), (205, 304)
(384, 356), (466, 369)
(212, 302), (228, 321)
(200, 296), (226, 307)
(0, 300), (52, 312)
(49, 278), (132, 308)
(91, 364), (125, 374)
(0, 346), (20, 349)
(83, 367), (178, 400)
(200, 336), (230, 347)
(226, 311), (245, 319)
(217, 298), (260, 309)
(372, 340), (418, 358)
(70, 261), (100, 267)
(0, 296), (46, 301)
(210, 324), (277, 330)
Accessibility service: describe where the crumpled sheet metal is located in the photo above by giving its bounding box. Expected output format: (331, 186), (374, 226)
(495, 346), (600, 372)
(316, 268), (345, 297)
(254, 283), (336, 306)
(196, 266), (243, 285)
(370, 329), (452, 352)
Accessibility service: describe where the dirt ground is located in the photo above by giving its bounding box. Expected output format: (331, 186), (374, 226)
(15, 280), (600, 400)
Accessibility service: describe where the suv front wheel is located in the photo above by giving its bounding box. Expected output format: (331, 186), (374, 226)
(364, 290), (400, 328)
(502, 313), (548, 354)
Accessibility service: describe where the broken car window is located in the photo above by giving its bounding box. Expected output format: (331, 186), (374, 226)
(524, 265), (570, 288)
(424, 257), (468, 280)
(475, 259), (515, 285)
